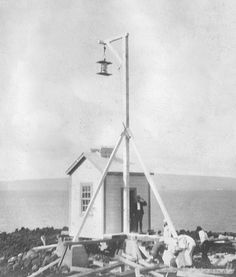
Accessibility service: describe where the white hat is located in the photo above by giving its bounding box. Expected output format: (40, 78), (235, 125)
(61, 230), (69, 236)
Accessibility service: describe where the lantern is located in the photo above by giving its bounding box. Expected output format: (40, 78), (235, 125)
(96, 46), (112, 76)
(97, 59), (112, 76)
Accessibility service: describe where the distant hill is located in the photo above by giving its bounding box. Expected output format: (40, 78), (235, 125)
(0, 173), (235, 191)
(153, 173), (236, 191)
(0, 178), (70, 191)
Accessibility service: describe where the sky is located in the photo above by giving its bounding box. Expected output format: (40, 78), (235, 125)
(0, 0), (236, 181)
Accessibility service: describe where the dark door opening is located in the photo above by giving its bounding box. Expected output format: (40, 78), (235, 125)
(121, 188), (137, 232)
(129, 188), (137, 232)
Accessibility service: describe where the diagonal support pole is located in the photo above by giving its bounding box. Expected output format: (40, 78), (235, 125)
(127, 128), (178, 238)
(73, 131), (125, 241)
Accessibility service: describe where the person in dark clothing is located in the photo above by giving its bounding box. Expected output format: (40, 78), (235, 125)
(150, 230), (165, 264)
(196, 226), (211, 267)
(134, 195), (147, 233)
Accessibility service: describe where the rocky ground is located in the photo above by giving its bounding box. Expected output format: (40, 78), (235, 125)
(0, 228), (235, 277)
(0, 226), (118, 277)
(0, 227), (62, 277)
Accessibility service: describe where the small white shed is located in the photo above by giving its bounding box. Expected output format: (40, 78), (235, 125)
(66, 147), (151, 238)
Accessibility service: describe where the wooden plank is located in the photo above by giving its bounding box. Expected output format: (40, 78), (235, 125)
(177, 268), (235, 277)
(28, 258), (60, 277)
(32, 244), (57, 251)
(154, 266), (234, 277)
(103, 232), (128, 239)
(177, 271), (215, 277)
(121, 252), (137, 262)
(64, 237), (125, 247)
(138, 259), (163, 277)
(149, 271), (164, 277)
(138, 245), (152, 259)
(116, 255), (143, 269)
(155, 267), (177, 274)
(103, 177), (107, 234)
(116, 255), (163, 277)
(138, 259), (155, 267)
(114, 264), (160, 277)
(179, 268), (234, 275)
(70, 261), (123, 277)
(70, 266), (92, 273)
(127, 233), (158, 242)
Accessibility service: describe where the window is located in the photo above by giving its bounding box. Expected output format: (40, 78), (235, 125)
(81, 183), (92, 212)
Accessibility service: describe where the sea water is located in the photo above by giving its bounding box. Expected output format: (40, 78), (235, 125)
(0, 190), (235, 233)
(0, 190), (69, 233)
(151, 190), (236, 233)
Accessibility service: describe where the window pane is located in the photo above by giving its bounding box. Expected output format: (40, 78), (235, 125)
(81, 184), (92, 213)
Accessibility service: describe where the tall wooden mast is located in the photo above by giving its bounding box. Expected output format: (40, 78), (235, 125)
(123, 33), (130, 233)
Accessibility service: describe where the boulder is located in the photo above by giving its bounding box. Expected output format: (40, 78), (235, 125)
(23, 257), (31, 268)
(13, 262), (20, 271)
(31, 257), (41, 267)
(72, 245), (89, 267)
(7, 262), (13, 271)
(18, 253), (23, 259)
(42, 254), (51, 266)
(24, 249), (39, 260)
(8, 256), (17, 264)
(32, 264), (39, 272)
(0, 256), (5, 265)
(60, 264), (70, 274)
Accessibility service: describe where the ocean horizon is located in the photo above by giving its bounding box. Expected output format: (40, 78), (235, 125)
(0, 189), (236, 234)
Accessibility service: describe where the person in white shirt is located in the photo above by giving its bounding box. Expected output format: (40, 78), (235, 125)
(163, 220), (172, 243)
(196, 226), (211, 266)
(162, 237), (179, 267)
(161, 221), (179, 267)
(199, 229), (209, 244)
(150, 221), (174, 265)
(176, 233), (196, 267)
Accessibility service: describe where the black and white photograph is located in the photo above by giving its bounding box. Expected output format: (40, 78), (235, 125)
(0, 1), (236, 276)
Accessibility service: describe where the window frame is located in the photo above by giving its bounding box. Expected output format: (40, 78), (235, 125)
(80, 183), (93, 214)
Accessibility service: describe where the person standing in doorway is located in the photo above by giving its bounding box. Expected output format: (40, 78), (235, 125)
(134, 195), (147, 233)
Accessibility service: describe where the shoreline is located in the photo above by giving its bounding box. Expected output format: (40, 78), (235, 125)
(1, 227), (236, 258)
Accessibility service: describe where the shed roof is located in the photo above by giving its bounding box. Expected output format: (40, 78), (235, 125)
(66, 151), (144, 176)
